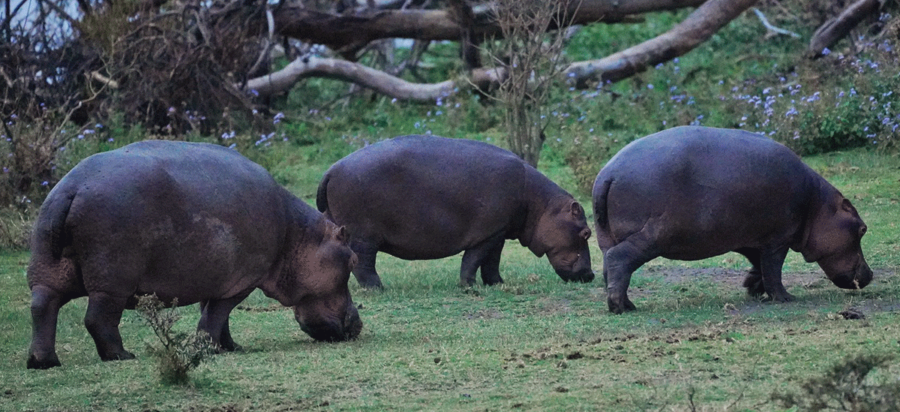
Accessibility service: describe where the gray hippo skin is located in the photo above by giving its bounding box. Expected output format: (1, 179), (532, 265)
(593, 126), (873, 314)
(317, 135), (594, 288)
(27, 141), (362, 369)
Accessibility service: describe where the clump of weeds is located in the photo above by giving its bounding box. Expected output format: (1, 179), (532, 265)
(772, 353), (900, 411)
(136, 294), (216, 385)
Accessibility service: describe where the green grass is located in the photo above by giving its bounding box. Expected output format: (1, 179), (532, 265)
(2, 148), (899, 411)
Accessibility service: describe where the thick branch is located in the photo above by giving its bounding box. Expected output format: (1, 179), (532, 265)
(565, 0), (759, 87)
(244, 55), (502, 101)
(244, 0), (759, 100)
(258, 0), (706, 53)
(808, 0), (881, 58)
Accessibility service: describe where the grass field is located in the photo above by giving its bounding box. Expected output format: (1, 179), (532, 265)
(1, 146), (898, 411)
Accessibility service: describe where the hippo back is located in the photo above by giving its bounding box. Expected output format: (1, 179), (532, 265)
(318, 136), (533, 260)
(41, 141), (291, 305)
(593, 126), (816, 260)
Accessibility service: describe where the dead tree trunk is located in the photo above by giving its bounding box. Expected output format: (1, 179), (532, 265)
(253, 0), (707, 55)
(245, 0), (755, 100)
(565, 0), (760, 87)
(808, 0), (882, 58)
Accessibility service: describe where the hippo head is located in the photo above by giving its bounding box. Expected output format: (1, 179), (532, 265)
(800, 195), (873, 290)
(289, 220), (363, 342)
(527, 198), (595, 283)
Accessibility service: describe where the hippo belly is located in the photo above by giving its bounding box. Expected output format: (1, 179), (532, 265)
(593, 126), (872, 314)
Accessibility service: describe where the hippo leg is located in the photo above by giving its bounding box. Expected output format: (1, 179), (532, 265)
(27, 286), (69, 369)
(351, 240), (383, 289)
(479, 239), (506, 286)
(603, 236), (657, 314)
(198, 292), (251, 352)
(759, 247), (795, 302)
(459, 235), (505, 286)
(84, 292), (136, 362)
(736, 248), (765, 297)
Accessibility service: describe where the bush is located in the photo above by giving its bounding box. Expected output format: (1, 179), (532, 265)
(136, 295), (216, 386)
(772, 353), (900, 411)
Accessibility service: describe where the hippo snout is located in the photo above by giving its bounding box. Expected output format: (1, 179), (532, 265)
(830, 263), (874, 290)
(556, 268), (595, 283)
(294, 302), (363, 342)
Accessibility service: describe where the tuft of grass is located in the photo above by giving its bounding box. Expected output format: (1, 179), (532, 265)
(135, 295), (216, 385)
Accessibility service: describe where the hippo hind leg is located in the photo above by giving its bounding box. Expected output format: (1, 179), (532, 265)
(603, 235), (657, 314)
(351, 240), (383, 289)
(84, 292), (136, 362)
(28, 286), (70, 369)
(736, 248), (765, 297)
(460, 234), (505, 287)
(198, 292), (251, 352)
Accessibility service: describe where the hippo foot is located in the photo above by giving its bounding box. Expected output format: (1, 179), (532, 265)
(607, 297), (637, 314)
(769, 292), (796, 303)
(217, 342), (243, 353)
(482, 277), (504, 286)
(27, 354), (62, 369)
(100, 350), (136, 362)
(742, 272), (765, 297)
(356, 279), (384, 290)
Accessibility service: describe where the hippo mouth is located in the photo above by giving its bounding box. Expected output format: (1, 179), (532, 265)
(294, 304), (363, 342)
(556, 268), (596, 283)
(828, 262), (874, 290)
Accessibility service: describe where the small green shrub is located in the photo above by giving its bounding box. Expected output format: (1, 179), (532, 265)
(772, 353), (900, 411)
(136, 295), (215, 385)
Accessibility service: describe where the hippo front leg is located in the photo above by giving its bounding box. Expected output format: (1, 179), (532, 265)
(84, 292), (136, 362)
(459, 235), (505, 287)
(198, 292), (251, 352)
(27, 286), (69, 369)
(603, 236), (656, 314)
(759, 247), (795, 302)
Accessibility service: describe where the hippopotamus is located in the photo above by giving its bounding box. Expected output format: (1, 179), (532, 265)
(316, 135), (595, 288)
(593, 126), (873, 314)
(27, 140), (362, 369)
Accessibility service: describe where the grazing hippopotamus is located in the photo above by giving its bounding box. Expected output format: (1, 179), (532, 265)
(27, 141), (362, 369)
(316, 135), (595, 288)
(593, 126), (873, 314)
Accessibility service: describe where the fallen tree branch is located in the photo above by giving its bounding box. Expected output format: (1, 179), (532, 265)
(89, 71), (120, 89)
(752, 7), (800, 38)
(244, 0), (759, 100)
(564, 0), (759, 87)
(808, 0), (882, 58)
(244, 55), (503, 101)
(248, 0), (707, 54)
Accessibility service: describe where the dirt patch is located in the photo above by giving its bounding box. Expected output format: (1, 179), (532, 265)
(642, 266), (828, 290)
(535, 297), (574, 316)
(236, 304), (284, 313)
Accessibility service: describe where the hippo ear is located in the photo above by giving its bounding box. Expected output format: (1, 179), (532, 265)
(334, 226), (350, 245)
(841, 198), (855, 213)
(570, 201), (584, 218)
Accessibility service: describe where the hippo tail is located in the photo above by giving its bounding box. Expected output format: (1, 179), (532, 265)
(315, 173), (330, 214)
(33, 189), (77, 260)
(592, 176), (616, 250)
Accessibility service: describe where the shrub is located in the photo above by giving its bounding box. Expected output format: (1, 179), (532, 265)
(136, 295), (216, 385)
(772, 353), (900, 411)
